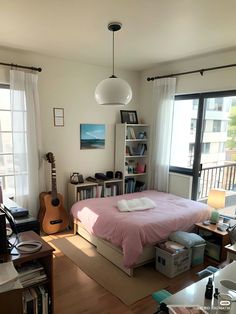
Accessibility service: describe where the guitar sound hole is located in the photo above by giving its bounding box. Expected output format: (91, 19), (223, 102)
(51, 198), (60, 206)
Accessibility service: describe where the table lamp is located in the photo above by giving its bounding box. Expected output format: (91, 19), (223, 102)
(207, 188), (226, 224)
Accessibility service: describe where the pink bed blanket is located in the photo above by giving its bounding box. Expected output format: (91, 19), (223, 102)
(71, 190), (210, 268)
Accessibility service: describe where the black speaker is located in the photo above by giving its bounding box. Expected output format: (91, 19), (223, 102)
(106, 171), (114, 179)
(0, 212), (8, 254)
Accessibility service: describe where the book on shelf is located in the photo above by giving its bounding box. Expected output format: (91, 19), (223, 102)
(29, 287), (38, 314)
(128, 127), (136, 139)
(125, 178), (136, 193)
(105, 187), (112, 197)
(23, 289), (34, 314)
(112, 184), (119, 196)
(129, 145), (134, 156)
(25, 285), (48, 314)
(136, 143), (147, 155)
(126, 145), (131, 156)
(96, 185), (103, 198)
(39, 285), (48, 314)
(35, 287), (43, 314)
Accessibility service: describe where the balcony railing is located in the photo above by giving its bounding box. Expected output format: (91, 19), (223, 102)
(198, 163), (236, 199)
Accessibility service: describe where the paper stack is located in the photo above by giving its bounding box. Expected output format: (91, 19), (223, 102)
(0, 261), (22, 293)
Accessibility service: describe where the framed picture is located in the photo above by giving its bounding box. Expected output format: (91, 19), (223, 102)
(80, 124), (105, 149)
(53, 108), (64, 127)
(120, 110), (138, 124)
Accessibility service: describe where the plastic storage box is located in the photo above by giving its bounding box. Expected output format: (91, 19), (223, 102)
(155, 246), (192, 278)
(205, 240), (221, 261)
(191, 243), (206, 266)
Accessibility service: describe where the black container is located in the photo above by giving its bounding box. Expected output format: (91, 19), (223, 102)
(205, 277), (213, 299)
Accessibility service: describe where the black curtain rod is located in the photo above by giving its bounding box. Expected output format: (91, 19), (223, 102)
(0, 61), (42, 72)
(147, 63), (236, 81)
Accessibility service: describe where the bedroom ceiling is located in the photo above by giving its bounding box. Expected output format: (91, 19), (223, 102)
(1, 0), (236, 71)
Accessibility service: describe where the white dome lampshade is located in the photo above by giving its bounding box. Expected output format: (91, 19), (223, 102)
(95, 77), (132, 105)
(95, 22), (132, 106)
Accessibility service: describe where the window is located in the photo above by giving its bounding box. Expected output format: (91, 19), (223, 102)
(191, 119), (197, 133)
(202, 143), (210, 154)
(170, 97), (199, 169)
(170, 91), (236, 200)
(213, 120), (221, 132)
(219, 142), (225, 153)
(0, 85), (27, 197)
(206, 98), (223, 111)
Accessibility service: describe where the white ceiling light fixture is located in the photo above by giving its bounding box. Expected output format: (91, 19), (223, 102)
(95, 22), (132, 106)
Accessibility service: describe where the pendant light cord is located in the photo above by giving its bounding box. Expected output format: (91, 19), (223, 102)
(112, 31), (115, 78)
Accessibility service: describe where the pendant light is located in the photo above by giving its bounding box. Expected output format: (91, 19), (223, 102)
(95, 22), (132, 106)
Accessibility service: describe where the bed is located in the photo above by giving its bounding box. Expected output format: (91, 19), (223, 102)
(71, 190), (210, 276)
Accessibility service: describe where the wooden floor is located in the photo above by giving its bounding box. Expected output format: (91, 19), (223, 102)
(44, 232), (220, 314)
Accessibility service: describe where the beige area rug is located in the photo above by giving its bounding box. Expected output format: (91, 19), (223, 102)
(51, 234), (170, 305)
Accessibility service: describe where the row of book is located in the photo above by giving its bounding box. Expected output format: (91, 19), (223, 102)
(104, 183), (120, 197)
(77, 186), (97, 200)
(125, 179), (145, 194)
(23, 285), (49, 314)
(126, 143), (147, 156)
(77, 183), (121, 200)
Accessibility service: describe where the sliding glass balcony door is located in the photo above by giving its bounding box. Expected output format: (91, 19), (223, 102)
(170, 91), (236, 200)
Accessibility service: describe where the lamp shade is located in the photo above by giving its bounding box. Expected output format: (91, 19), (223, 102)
(95, 77), (132, 106)
(207, 189), (226, 209)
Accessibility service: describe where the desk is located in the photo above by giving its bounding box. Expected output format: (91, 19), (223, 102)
(0, 231), (54, 314)
(164, 261), (236, 313)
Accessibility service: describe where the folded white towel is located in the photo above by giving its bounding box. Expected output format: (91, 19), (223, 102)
(117, 197), (156, 212)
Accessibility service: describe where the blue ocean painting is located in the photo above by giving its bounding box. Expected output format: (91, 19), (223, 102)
(80, 124), (105, 149)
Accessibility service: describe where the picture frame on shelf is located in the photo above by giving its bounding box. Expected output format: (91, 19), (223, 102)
(120, 110), (139, 124)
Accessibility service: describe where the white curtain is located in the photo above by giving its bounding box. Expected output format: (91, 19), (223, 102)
(149, 77), (176, 192)
(10, 70), (44, 216)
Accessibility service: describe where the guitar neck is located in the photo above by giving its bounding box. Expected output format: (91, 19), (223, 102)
(51, 162), (58, 200)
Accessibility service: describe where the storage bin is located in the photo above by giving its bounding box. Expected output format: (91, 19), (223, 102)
(205, 241), (221, 261)
(191, 243), (206, 266)
(155, 246), (192, 278)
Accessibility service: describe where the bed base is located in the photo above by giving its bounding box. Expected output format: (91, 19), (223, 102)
(73, 218), (155, 276)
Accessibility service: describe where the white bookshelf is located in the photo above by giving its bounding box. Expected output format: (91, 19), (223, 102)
(115, 123), (150, 194)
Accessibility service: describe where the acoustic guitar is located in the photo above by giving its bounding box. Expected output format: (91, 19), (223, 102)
(38, 152), (69, 234)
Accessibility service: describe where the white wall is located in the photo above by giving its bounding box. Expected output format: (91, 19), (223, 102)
(140, 48), (236, 198)
(140, 48), (236, 125)
(0, 47), (140, 210)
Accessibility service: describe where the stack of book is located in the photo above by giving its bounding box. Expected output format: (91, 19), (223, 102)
(0, 261), (22, 293)
(17, 261), (47, 288)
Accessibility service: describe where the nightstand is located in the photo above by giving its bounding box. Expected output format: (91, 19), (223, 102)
(225, 243), (236, 262)
(195, 222), (230, 262)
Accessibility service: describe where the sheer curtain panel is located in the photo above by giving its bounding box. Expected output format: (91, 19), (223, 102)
(10, 70), (44, 216)
(149, 77), (176, 192)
